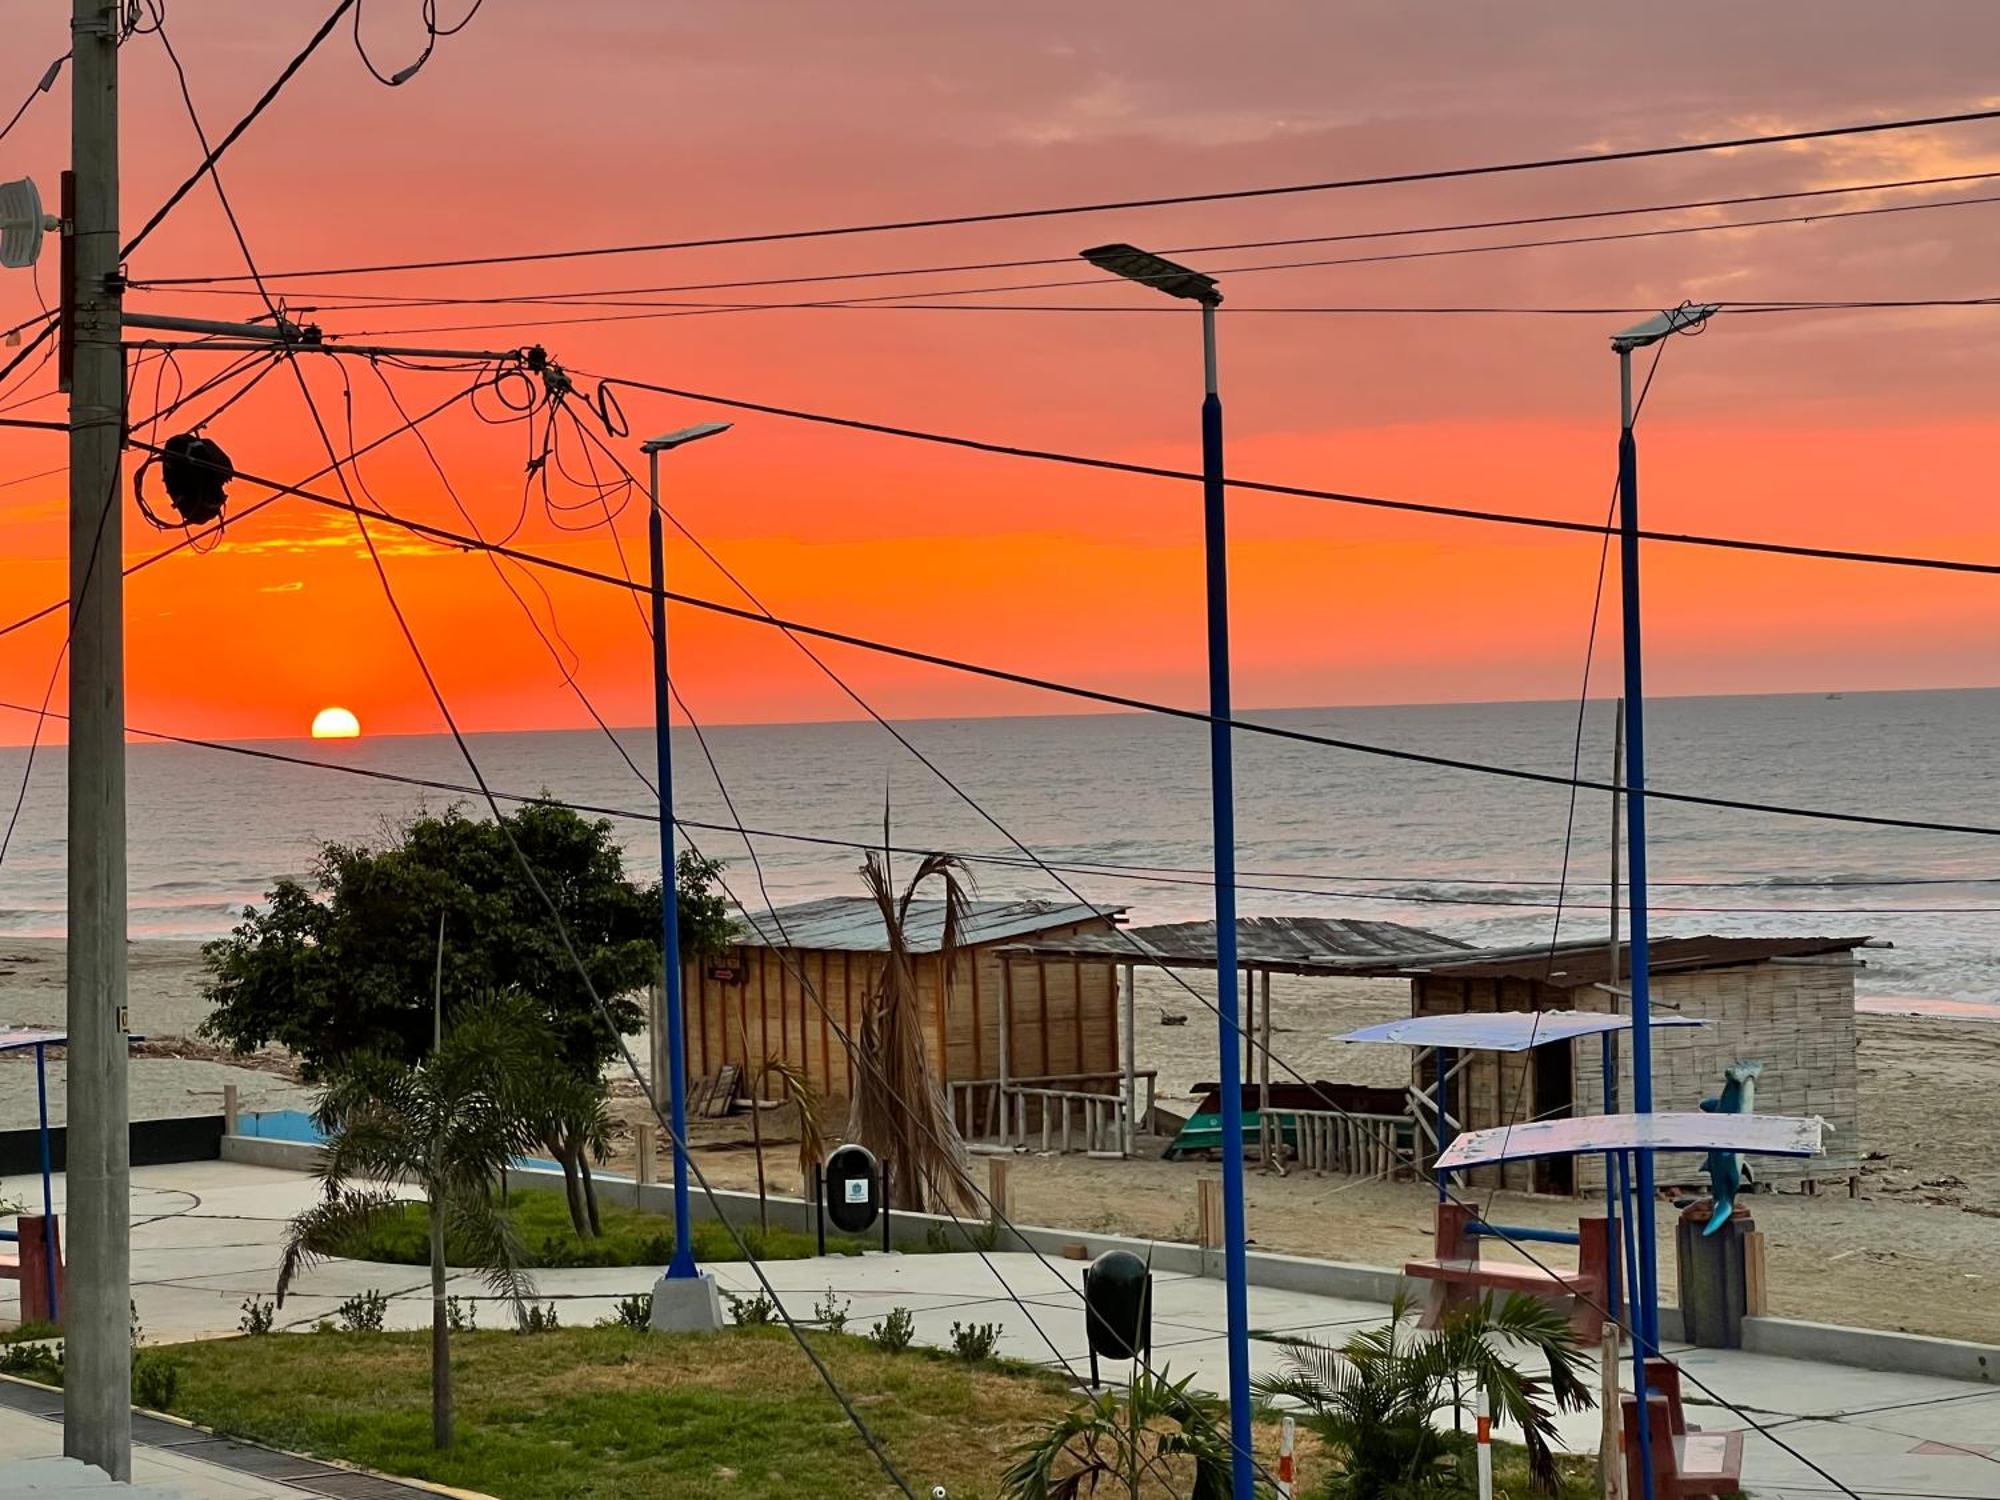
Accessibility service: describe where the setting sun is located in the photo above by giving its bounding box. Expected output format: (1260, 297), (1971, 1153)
(310, 707), (362, 740)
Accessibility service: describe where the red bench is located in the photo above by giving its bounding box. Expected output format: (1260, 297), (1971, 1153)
(1402, 1201), (1615, 1341)
(0, 1214), (64, 1327)
(1623, 1357), (1744, 1498)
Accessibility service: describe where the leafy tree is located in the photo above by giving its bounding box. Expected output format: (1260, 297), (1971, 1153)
(1253, 1289), (1592, 1498)
(275, 998), (546, 1450)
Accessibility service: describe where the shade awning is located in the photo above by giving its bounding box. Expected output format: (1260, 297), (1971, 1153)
(1435, 1111), (1826, 1172)
(1338, 1010), (1707, 1052)
(0, 1028), (146, 1053)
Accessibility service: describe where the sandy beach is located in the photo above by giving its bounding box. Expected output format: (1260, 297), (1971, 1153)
(3, 937), (1993, 1344)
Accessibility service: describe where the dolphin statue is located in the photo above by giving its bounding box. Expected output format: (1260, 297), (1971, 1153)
(1697, 1061), (1764, 1236)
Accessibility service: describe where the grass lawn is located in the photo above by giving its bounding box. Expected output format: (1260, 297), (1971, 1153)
(157, 1325), (1603, 1500)
(331, 1188), (882, 1269)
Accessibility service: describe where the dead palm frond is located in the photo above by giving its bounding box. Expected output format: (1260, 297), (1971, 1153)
(848, 847), (973, 1214)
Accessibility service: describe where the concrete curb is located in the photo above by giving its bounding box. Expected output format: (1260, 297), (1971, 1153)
(217, 1134), (1998, 1385)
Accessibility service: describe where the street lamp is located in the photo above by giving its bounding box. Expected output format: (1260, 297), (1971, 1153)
(641, 419), (731, 1332)
(1608, 303), (1714, 1500)
(1081, 242), (1253, 1500)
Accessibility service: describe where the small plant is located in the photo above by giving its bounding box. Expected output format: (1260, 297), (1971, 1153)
(446, 1296), (477, 1333)
(0, 1320), (61, 1344)
(518, 1301), (562, 1335)
(868, 1305), (916, 1354)
(131, 1352), (180, 1410)
(813, 1286), (851, 1334)
(0, 1338), (62, 1384)
(924, 1221), (953, 1253)
(726, 1290), (778, 1327)
(599, 1294), (652, 1331)
(335, 1288), (388, 1333)
(314, 1318), (336, 1335)
(239, 1297), (276, 1336)
(949, 1320), (1001, 1363)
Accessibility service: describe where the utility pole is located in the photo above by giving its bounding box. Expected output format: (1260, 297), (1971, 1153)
(65, 0), (130, 1478)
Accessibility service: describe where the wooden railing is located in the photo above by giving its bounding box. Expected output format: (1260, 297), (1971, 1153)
(948, 1070), (1159, 1157)
(1279, 1108), (1412, 1179)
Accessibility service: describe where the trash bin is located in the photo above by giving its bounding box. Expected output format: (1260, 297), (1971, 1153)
(1675, 1207), (1754, 1348)
(1082, 1250), (1152, 1385)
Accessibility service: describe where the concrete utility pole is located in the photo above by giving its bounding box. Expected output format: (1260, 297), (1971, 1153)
(64, 0), (130, 1478)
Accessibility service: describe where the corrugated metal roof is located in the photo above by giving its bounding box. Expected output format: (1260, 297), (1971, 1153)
(1001, 915), (1474, 975)
(730, 897), (1118, 954)
(1398, 935), (1871, 987)
(1436, 1110), (1826, 1171)
(1338, 1010), (1708, 1051)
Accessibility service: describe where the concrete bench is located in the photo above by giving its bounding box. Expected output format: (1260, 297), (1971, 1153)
(0, 1213), (64, 1326)
(1623, 1357), (1743, 1498)
(1403, 1201), (1614, 1340)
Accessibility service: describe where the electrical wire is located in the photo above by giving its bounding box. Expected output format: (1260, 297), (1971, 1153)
(351, 0), (484, 87)
(124, 102), (2000, 283)
(0, 50), (68, 146)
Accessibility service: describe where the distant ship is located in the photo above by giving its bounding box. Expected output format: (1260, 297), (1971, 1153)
(1825, 692), (1845, 700)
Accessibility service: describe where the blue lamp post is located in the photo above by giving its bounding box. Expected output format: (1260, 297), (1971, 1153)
(1080, 242), (1252, 1500)
(642, 419), (731, 1330)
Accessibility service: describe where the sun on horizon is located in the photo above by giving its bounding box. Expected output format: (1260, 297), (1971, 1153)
(310, 706), (362, 740)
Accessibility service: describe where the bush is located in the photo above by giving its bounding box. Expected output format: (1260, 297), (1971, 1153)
(335, 1289), (388, 1333)
(868, 1306), (916, 1354)
(132, 1352), (180, 1410)
(949, 1320), (1000, 1363)
(814, 1287), (850, 1335)
(726, 1291), (778, 1327)
(239, 1297), (276, 1337)
(598, 1295), (652, 1331)
(0, 1339), (61, 1384)
(518, 1302), (561, 1335)
(446, 1296), (477, 1333)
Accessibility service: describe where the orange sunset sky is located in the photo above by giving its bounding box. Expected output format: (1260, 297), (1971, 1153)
(2, 2), (1999, 744)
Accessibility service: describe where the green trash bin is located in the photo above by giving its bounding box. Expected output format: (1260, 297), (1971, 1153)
(1083, 1250), (1152, 1387)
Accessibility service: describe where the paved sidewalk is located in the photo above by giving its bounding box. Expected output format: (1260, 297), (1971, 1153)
(6, 1159), (1997, 1499)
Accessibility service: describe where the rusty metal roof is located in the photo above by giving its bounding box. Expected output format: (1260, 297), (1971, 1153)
(1397, 934), (1872, 988)
(729, 896), (1118, 954)
(1000, 915), (1474, 975)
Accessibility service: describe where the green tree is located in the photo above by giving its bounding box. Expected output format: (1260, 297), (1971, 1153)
(275, 998), (546, 1450)
(1253, 1289), (1592, 1498)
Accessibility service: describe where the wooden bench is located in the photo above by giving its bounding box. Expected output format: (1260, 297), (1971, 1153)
(0, 1214), (64, 1326)
(1623, 1357), (1744, 1498)
(1402, 1201), (1615, 1341)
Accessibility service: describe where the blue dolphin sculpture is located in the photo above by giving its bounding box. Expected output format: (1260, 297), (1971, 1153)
(1697, 1061), (1764, 1236)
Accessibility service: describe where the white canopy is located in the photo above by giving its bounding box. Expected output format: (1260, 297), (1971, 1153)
(1338, 1009), (1706, 1052)
(1435, 1111), (1826, 1172)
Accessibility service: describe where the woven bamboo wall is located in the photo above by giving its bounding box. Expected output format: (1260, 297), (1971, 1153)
(683, 917), (1119, 1105)
(1412, 977), (1544, 1194)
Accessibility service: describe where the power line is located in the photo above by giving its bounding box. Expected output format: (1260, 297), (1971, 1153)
(128, 167), (2000, 304)
(0, 50), (67, 146)
(126, 103), (2000, 284)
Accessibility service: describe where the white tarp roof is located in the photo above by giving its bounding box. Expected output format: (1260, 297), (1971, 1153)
(1436, 1111), (1826, 1171)
(1338, 1010), (1707, 1052)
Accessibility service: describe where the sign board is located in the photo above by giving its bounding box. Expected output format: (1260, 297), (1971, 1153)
(707, 963), (742, 984)
(823, 1143), (881, 1234)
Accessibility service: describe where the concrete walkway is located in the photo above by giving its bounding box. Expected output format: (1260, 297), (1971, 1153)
(6, 1160), (1997, 1499)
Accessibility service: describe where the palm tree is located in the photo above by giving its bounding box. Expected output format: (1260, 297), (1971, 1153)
(276, 998), (545, 1450)
(849, 848), (973, 1214)
(1254, 1289), (1593, 1497)
(1002, 1365), (1244, 1500)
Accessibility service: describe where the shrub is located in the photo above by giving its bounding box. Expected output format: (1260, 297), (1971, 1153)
(132, 1352), (180, 1410)
(239, 1297), (276, 1337)
(950, 1320), (1001, 1363)
(814, 1287), (851, 1335)
(446, 1296), (477, 1333)
(868, 1306), (916, 1354)
(726, 1291), (778, 1327)
(0, 1339), (61, 1384)
(519, 1302), (561, 1335)
(599, 1295), (652, 1331)
(335, 1289), (388, 1333)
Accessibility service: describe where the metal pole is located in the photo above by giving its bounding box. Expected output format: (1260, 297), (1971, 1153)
(36, 1044), (58, 1324)
(1604, 699), (1625, 1316)
(1617, 353), (1659, 1500)
(648, 450), (698, 1281)
(1199, 301), (1254, 1500)
(64, 0), (130, 1477)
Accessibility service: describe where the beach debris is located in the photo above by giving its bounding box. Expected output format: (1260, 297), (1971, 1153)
(1159, 1012), (1188, 1027)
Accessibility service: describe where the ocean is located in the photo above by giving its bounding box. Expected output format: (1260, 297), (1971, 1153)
(1, 687), (1995, 1017)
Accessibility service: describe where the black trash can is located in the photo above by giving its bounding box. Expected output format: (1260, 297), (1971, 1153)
(1675, 1207), (1754, 1348)
(1082, 1250), (1152, 1386)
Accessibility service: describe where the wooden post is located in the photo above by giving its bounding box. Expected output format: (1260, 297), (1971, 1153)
(998, 957), (1014, 1146)
(987, 1157), (1012, 1228)
(648, 982), (666, 1103)
(636, 1123), (657, 1187)
(221, 1083), (239, 1137)
(1258, 970), (1273, 1171)
(1743, 1229), (1769, 1318)
(1121, 961), (1137, 1157)
(1598, 1325), (1625, 1500)
(1197, 1176), (1224, 1253)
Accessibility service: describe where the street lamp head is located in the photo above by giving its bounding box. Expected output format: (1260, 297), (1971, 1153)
(1610, 302), (1719, 353)
(641, 421), (732, 453)
(1079, 242), (1221, 305)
